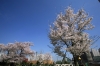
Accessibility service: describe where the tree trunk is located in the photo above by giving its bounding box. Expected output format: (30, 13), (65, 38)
(73, 55), (77, 66)
(62, 52), (67, 64)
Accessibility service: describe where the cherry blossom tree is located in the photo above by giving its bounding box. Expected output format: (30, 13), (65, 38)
(37, 53), (44, 63)
(49, 6), (95, 66)
(0, 42), (34, 63)
(0, 44), (7, 62)
(44, 53), (52, 64)
(36, 52), (52, 64)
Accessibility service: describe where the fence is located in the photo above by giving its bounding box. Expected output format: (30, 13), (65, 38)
(55, 64), (73, 66)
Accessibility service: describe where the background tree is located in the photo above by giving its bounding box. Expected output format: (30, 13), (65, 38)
(0, 42), (34, 63)
(44, 53), (52, 64)
(49, 6), (96, 66)
(0, 44), (6, 62)
(37, 53), (44, 63)
(36, 52), (52, 65)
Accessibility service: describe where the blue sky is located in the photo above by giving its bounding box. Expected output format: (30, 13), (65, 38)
(0, 0), (100, 61)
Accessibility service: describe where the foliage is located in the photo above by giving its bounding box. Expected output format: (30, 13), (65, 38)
(36, 61), (41, 65)
(56, 60), (62, 64)
(56, 60), (70, 64)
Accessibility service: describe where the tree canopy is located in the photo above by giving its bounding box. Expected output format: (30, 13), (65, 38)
(49, 6), (94, 56)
